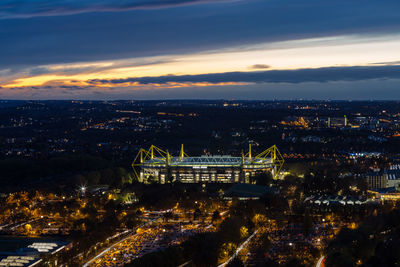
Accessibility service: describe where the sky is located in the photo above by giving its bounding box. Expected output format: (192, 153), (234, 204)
(1, 0), (400, 100)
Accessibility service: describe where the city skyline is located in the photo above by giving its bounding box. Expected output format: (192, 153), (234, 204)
(0, 99), (400, 266)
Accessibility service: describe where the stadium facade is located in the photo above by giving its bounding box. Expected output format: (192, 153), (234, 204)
(132, 145), (284, 184)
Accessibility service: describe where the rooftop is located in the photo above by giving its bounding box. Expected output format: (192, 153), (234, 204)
(142, 155), (273, 167)
(0, 256), (41, 267)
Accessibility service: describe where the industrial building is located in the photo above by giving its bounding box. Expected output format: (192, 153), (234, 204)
(365, 165), (400, 190)
(132, 144), (284, 184)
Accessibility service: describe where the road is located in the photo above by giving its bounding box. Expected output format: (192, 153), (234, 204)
(316, 255), (325, 267)
(217, 230), (259, 267)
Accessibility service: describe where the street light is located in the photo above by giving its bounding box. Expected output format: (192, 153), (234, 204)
(78, 185), (87, 197)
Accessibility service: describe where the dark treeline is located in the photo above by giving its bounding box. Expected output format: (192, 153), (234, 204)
(0, 154), (132, 192)
(325, 209), (400, 267)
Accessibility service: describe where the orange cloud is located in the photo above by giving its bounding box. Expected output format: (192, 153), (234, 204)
(3, 34), (400, 91)
(2, 78), (248, 92)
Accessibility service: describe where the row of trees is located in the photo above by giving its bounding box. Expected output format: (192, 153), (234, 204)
(0, 154), (114, 191)
(72, 167), (135, 188)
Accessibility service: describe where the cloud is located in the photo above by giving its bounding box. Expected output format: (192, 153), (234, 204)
(4, 79), (400, 100)
(1, 0), (400, 68)
(0, 0), (231, 19)
(249, 64), (270, 70)
(90, 65), (400, 85)
(371, 61), (400, 66)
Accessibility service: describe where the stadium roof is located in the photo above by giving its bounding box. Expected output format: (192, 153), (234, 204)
(142, 155), (273, 167)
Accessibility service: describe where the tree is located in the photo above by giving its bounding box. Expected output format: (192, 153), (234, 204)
(87, 171), (100, 185)
(285, 257), (306, 267)
(240, 226), (249, 239)
(253, 233), (271, 259)
(126, 217), (140, 229)
(73, 174), (86, 185)
(253, 171), (273, 186)
(212, 210), (221, 224)
(252, 214), (267, 229)
(100, 168), (116, 185)
(303, 209), (313, 236)
(184, 233), (221, 267)
(219, 216), (242, 244)
(325, 252), (354, 267)
(193, 208), (202, 221)
(226, 257), (245, 267)
(164, 211), (173, 223)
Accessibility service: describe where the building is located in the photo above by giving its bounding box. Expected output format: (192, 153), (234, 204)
(0, 256), (42, 267)
(365, 166), (400, 190)
(365, 172), (387, 189)
(386, 168), (400, 189)
(0, 241), (69, 267)
(132, 144), (284, 184)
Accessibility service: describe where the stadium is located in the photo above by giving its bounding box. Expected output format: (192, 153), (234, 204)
(132, 144), (284, 184)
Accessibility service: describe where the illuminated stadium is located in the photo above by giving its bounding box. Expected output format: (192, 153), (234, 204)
(132, 144), (284, 183)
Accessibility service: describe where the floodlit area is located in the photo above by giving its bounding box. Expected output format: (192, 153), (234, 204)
(134, 145), (284, 184)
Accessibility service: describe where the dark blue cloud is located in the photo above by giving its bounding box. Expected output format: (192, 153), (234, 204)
(0, 0), (228, 19)
(1, 0), (400, 68)
(90, 65), (400, 85)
